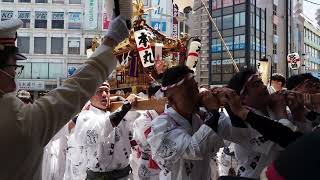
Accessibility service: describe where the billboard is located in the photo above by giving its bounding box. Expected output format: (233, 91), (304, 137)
(84, 0), (98, 30)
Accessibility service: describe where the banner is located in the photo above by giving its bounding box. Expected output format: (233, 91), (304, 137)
(84, 0), (98, 30)
(17, 80), (45, 91)
(172, 3), (179, 39)
(68, 12), (81, 29)
(1, 10), (13, 20)
(102, 0), (110, 30)
(134, 29), (155, 68)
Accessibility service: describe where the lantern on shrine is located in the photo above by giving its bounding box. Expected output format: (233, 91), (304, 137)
(287, 52), (301, 70)
(186, 38), (202, 72)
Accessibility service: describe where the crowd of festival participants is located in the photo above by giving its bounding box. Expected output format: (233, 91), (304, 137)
(0, 4), (320, 180)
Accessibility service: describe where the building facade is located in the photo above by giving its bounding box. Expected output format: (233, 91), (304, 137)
(0, 0), (106, 97)
(303, 18), (320, 78)
(192, 0), (266, 85)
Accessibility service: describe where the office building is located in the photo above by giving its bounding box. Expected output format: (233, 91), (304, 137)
(0, 0), (107, 97)
(191, 0), (266, 85)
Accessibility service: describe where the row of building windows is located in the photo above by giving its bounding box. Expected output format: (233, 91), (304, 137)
(304, 43), (319, 58)
(1, 0), (80, 4)
(304, 27), (320, 46)
(1, 10), (82, 29)
(212, 35), (246, 52)
(17, 62), (81, 79)
(213, 12), (246, 30)
(17, 36), (93, 55)
(212, 0), (246, 10)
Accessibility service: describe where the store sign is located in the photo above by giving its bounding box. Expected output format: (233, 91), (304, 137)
(35, 11), (47, 20)
(17, 80), (45, 90)
(151, 21), (166, 31)
(67, 64), (82, 77)
(1, 11), (13, 20)
(84, 0), (98, 30)
(52, 12), (64, 20)
(18, 11), (30, 19)
(68, 12), (81, 29)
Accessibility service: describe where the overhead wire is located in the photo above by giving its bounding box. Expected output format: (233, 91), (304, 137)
(199, 0), (240, 72)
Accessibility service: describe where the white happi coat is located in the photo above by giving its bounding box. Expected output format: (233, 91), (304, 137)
(0, 44), (117, 180)
(42, 125), (68, 180)
(217, 108), (298, 178)
(63, 132), (89, 180)
(73, 106), (136, 174)
(147, 107), (224, 180)
(132, 110), (161, 180)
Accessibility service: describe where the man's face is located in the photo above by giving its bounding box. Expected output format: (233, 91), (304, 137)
(242, 75), (270, 109)
(293, 79), (320, 94)
(170, 75), (200, 113)
(0, 55), (17, 93)
(271, 80), (283, 92)
(90, 83), (111, 110)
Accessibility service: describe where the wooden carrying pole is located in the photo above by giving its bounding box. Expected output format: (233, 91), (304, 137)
(110, 98), (167, 112)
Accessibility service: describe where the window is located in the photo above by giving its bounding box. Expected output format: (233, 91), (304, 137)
(85, 38), (93, 53)
(53, 0), (64, 3)
(18, 0), (31, 2)
(68, 37), (80, 54)
(52, 12), (64, 29)
(17, 62), (31, 79)
(51, 37), (63, 54)
(234, 35), (245, 50)
(212, 0), (222, 9)
(34, 37), (47, 54)
(273, 44), (277, 54)
(273, 24), (277, 35)
(35, 11), (47, 28)
(213, 16), (222, 30)
(273, 4), (277, 16)
(69, 0), (80, 4)
(223, 0), (233, 7)
(223, 36), (233, 51)
(256, 15), (260, 30)
(32, 63), (48, 79)
(36, 0), (48, 3)
(18, 11), (31, 28)
(68, 12), (82, 29)
(17, 37), (30, 54)
(234, 12), (245, 27)
(49, 63), (63, 79)
(2, 0), (14, 2)
(1, 10), (13, 21)
(223, 14), (233, 29)
(234, 0), (245, 4)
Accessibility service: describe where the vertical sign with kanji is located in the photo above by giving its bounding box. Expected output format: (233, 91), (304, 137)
(287, 53), (301, 70)
(172, 4), (179, 39)
(134, 29), (155, 68)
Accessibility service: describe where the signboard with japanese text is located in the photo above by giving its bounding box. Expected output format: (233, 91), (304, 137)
(172, 3), (179, 39)
(287, 53), (301, 70)
(84, 0), (98, 30)
(134, 29), (155, 68)
(17, 80), (45, 91)
(68, 12), (81, 29)
(151, 21), (166, 32)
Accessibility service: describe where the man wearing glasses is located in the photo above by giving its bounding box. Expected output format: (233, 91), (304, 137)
(0, 5), (132, 179)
